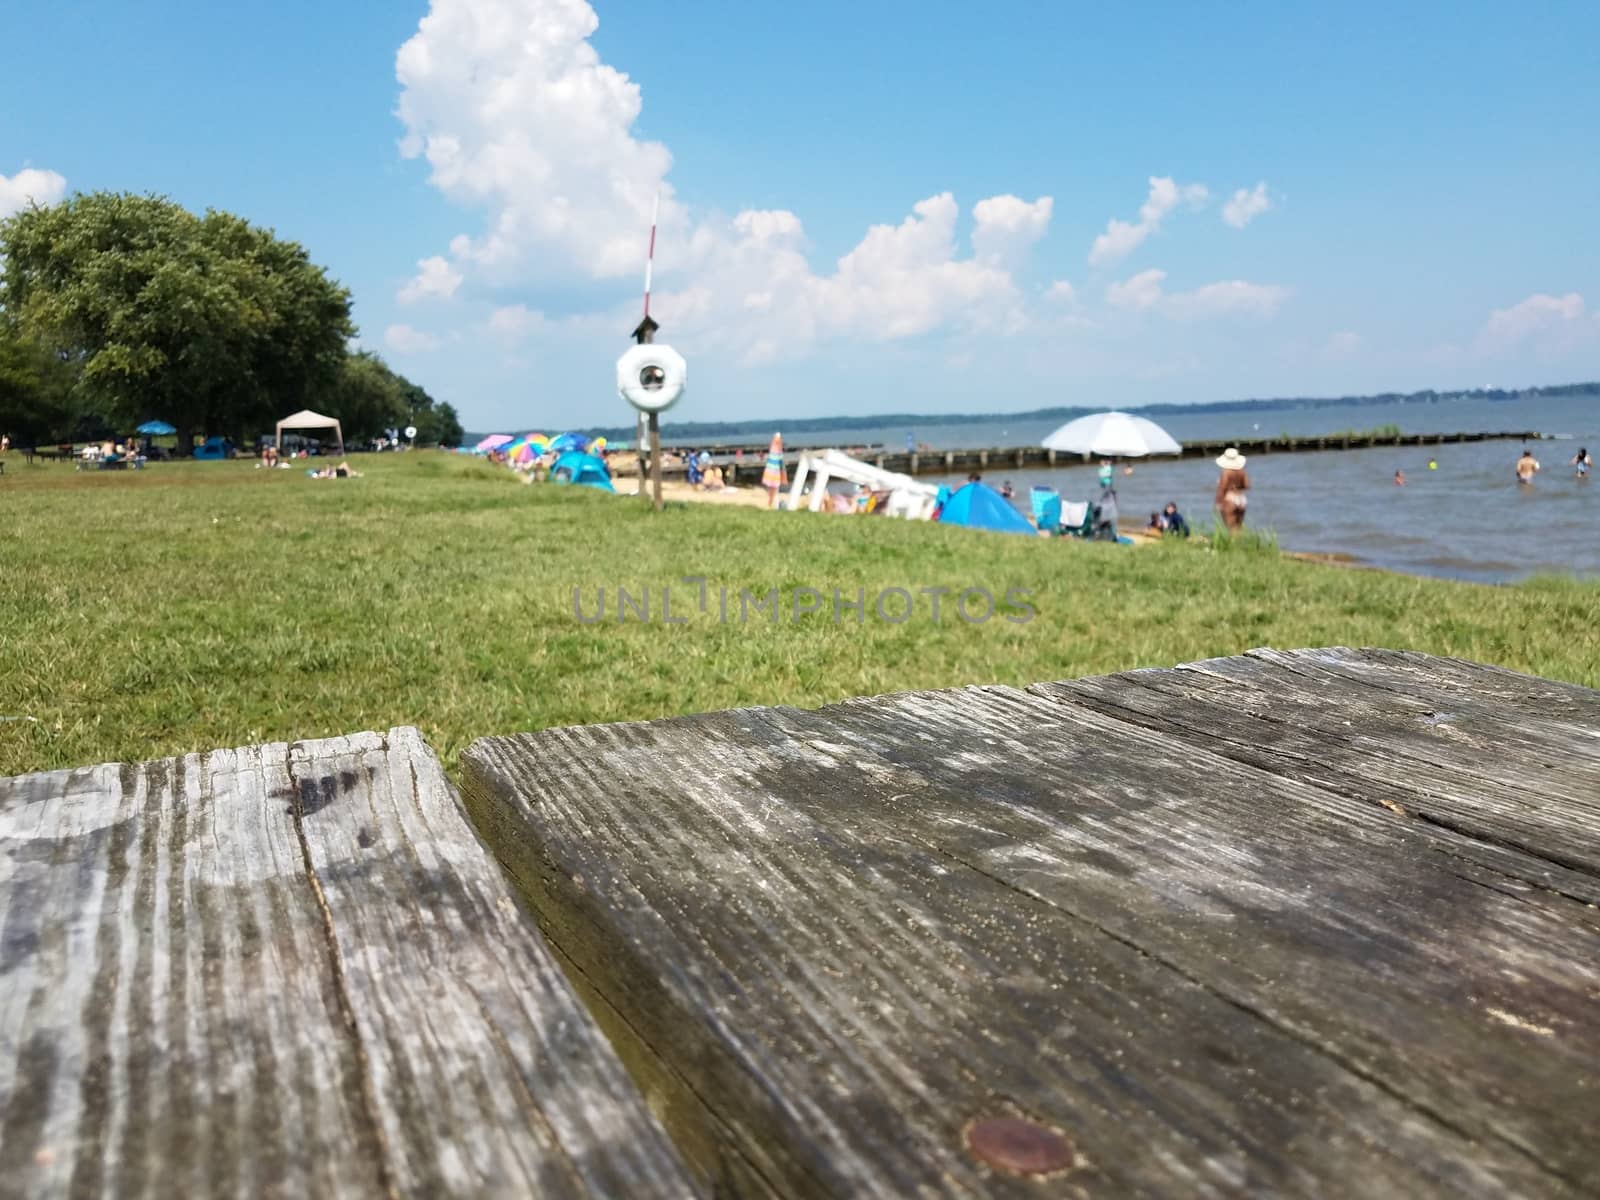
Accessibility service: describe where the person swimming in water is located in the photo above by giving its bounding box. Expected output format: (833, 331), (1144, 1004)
(1515, 448), (1540, 485)
(1394, 470), (1406, 486)
(1573, 447), (1592, 478)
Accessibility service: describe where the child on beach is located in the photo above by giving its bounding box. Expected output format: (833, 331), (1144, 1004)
(1162, 501), (1190, 537)
(762, 434), (786, 508)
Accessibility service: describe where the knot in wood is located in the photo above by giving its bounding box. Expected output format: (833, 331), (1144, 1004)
(965, 1116), (1074, 1176)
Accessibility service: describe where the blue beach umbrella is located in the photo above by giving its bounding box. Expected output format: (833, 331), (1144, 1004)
(136, 420), (177, 436)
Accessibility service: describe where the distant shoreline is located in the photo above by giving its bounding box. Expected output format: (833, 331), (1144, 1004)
(464, 381), (1597, 446)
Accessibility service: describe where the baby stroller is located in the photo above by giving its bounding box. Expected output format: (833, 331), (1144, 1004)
(1089, 485), (1120, 541)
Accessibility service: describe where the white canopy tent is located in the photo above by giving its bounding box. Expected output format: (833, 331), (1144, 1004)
(786, 449), (940, 519)
(275, 409), (344, 455)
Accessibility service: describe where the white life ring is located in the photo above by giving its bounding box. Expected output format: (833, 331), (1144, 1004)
(616, 343), (687, 414)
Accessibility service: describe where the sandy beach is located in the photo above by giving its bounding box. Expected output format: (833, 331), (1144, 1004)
(614, 478), (774, 508)
(612, 476), (1375, 571)
(617, 476), (1174, 536)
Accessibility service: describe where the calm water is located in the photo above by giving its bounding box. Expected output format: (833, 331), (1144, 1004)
(794, 392), (1596, 453)
(793, 393), (1600, 583)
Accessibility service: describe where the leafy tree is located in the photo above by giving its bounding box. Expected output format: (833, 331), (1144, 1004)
(416, 399), (464, 448)
(0, 331), (80, 448)
(322, 352), (465, 447)
(394, 376), (464, 446)
(326, 351), (408, 444)
(0, 192), (354, 454)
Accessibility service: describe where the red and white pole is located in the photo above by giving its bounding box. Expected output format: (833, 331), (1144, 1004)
(643, 191), (659, 320)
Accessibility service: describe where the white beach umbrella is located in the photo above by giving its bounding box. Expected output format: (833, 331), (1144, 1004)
(1041, 411), (1182, 457)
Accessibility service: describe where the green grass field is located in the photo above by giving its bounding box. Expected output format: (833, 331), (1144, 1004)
(2, 453), (1596, 778)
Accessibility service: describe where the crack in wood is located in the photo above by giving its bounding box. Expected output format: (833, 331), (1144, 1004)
(284, 741), (402, 1200)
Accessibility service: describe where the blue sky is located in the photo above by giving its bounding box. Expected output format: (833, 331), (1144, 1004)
(4, 0), (1598, 430)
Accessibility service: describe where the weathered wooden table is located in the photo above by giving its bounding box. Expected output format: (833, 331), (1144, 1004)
(0, 729), (698, 1197)
(3, 649), (1597, 1197)
(461, 648), (1599, 1198)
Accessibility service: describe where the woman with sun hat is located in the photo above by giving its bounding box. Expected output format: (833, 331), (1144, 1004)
(1214, 447), (1250, 532)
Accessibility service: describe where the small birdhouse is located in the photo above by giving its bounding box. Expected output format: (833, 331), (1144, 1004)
(631, 315), (660, 345)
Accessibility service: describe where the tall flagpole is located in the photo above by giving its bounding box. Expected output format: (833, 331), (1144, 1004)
(643, 190), (659, 319)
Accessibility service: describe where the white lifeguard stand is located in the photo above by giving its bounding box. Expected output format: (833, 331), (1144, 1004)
(785, 449), (940, 519)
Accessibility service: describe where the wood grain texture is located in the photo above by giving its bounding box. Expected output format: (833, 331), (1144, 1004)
(0, 727), (697, 1199)
(1036, 647), (1600, 905)
(463, 650), (1599, 1199)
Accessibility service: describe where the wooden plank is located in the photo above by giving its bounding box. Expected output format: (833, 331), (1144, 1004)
(462, 661), (1600, 1198)
(0, 727), (697, 1198)
(1034, 647), (1600, 902)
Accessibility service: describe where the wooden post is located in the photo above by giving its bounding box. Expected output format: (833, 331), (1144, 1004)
(636, 411), (648, 502)
(649, 412), (663, 512)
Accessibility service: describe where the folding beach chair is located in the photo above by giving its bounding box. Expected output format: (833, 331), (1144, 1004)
(1058, 500), (1093, 538)
(1030, 486), (1061, 535)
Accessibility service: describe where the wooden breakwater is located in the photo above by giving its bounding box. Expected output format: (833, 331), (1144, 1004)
(701, 429), (1539, 484)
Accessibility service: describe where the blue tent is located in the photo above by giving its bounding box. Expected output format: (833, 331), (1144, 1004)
(936, 482), (1036, 535)
(193, 436), (234, 461)
(551, 451), (615, 492)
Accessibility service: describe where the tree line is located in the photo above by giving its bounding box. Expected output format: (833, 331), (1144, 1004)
(0, 192), (462, 452)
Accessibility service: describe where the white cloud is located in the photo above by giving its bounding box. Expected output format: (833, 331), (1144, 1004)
(1106, 269), (1167, 311)
(809, 194), (1020, 340)
(1088, 176), (1208, 266)
(1044, 280), (1077, 304)
(1166, 279), (1290, 318)
(650, 193), (1026, 364)
(395, 0), (672, 281)
(0, 168), (67, 218)
(385, 323), (442, 353)
(488, 304), (546, 339)
(1106, 270), (1289, 318)
(1222, 182), (1272, 229)
(394, 1), (1047, 360)
(971, 194), (1053, 268)
(1478, 292), (1596, 352)
(398, 255), (463, 304)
